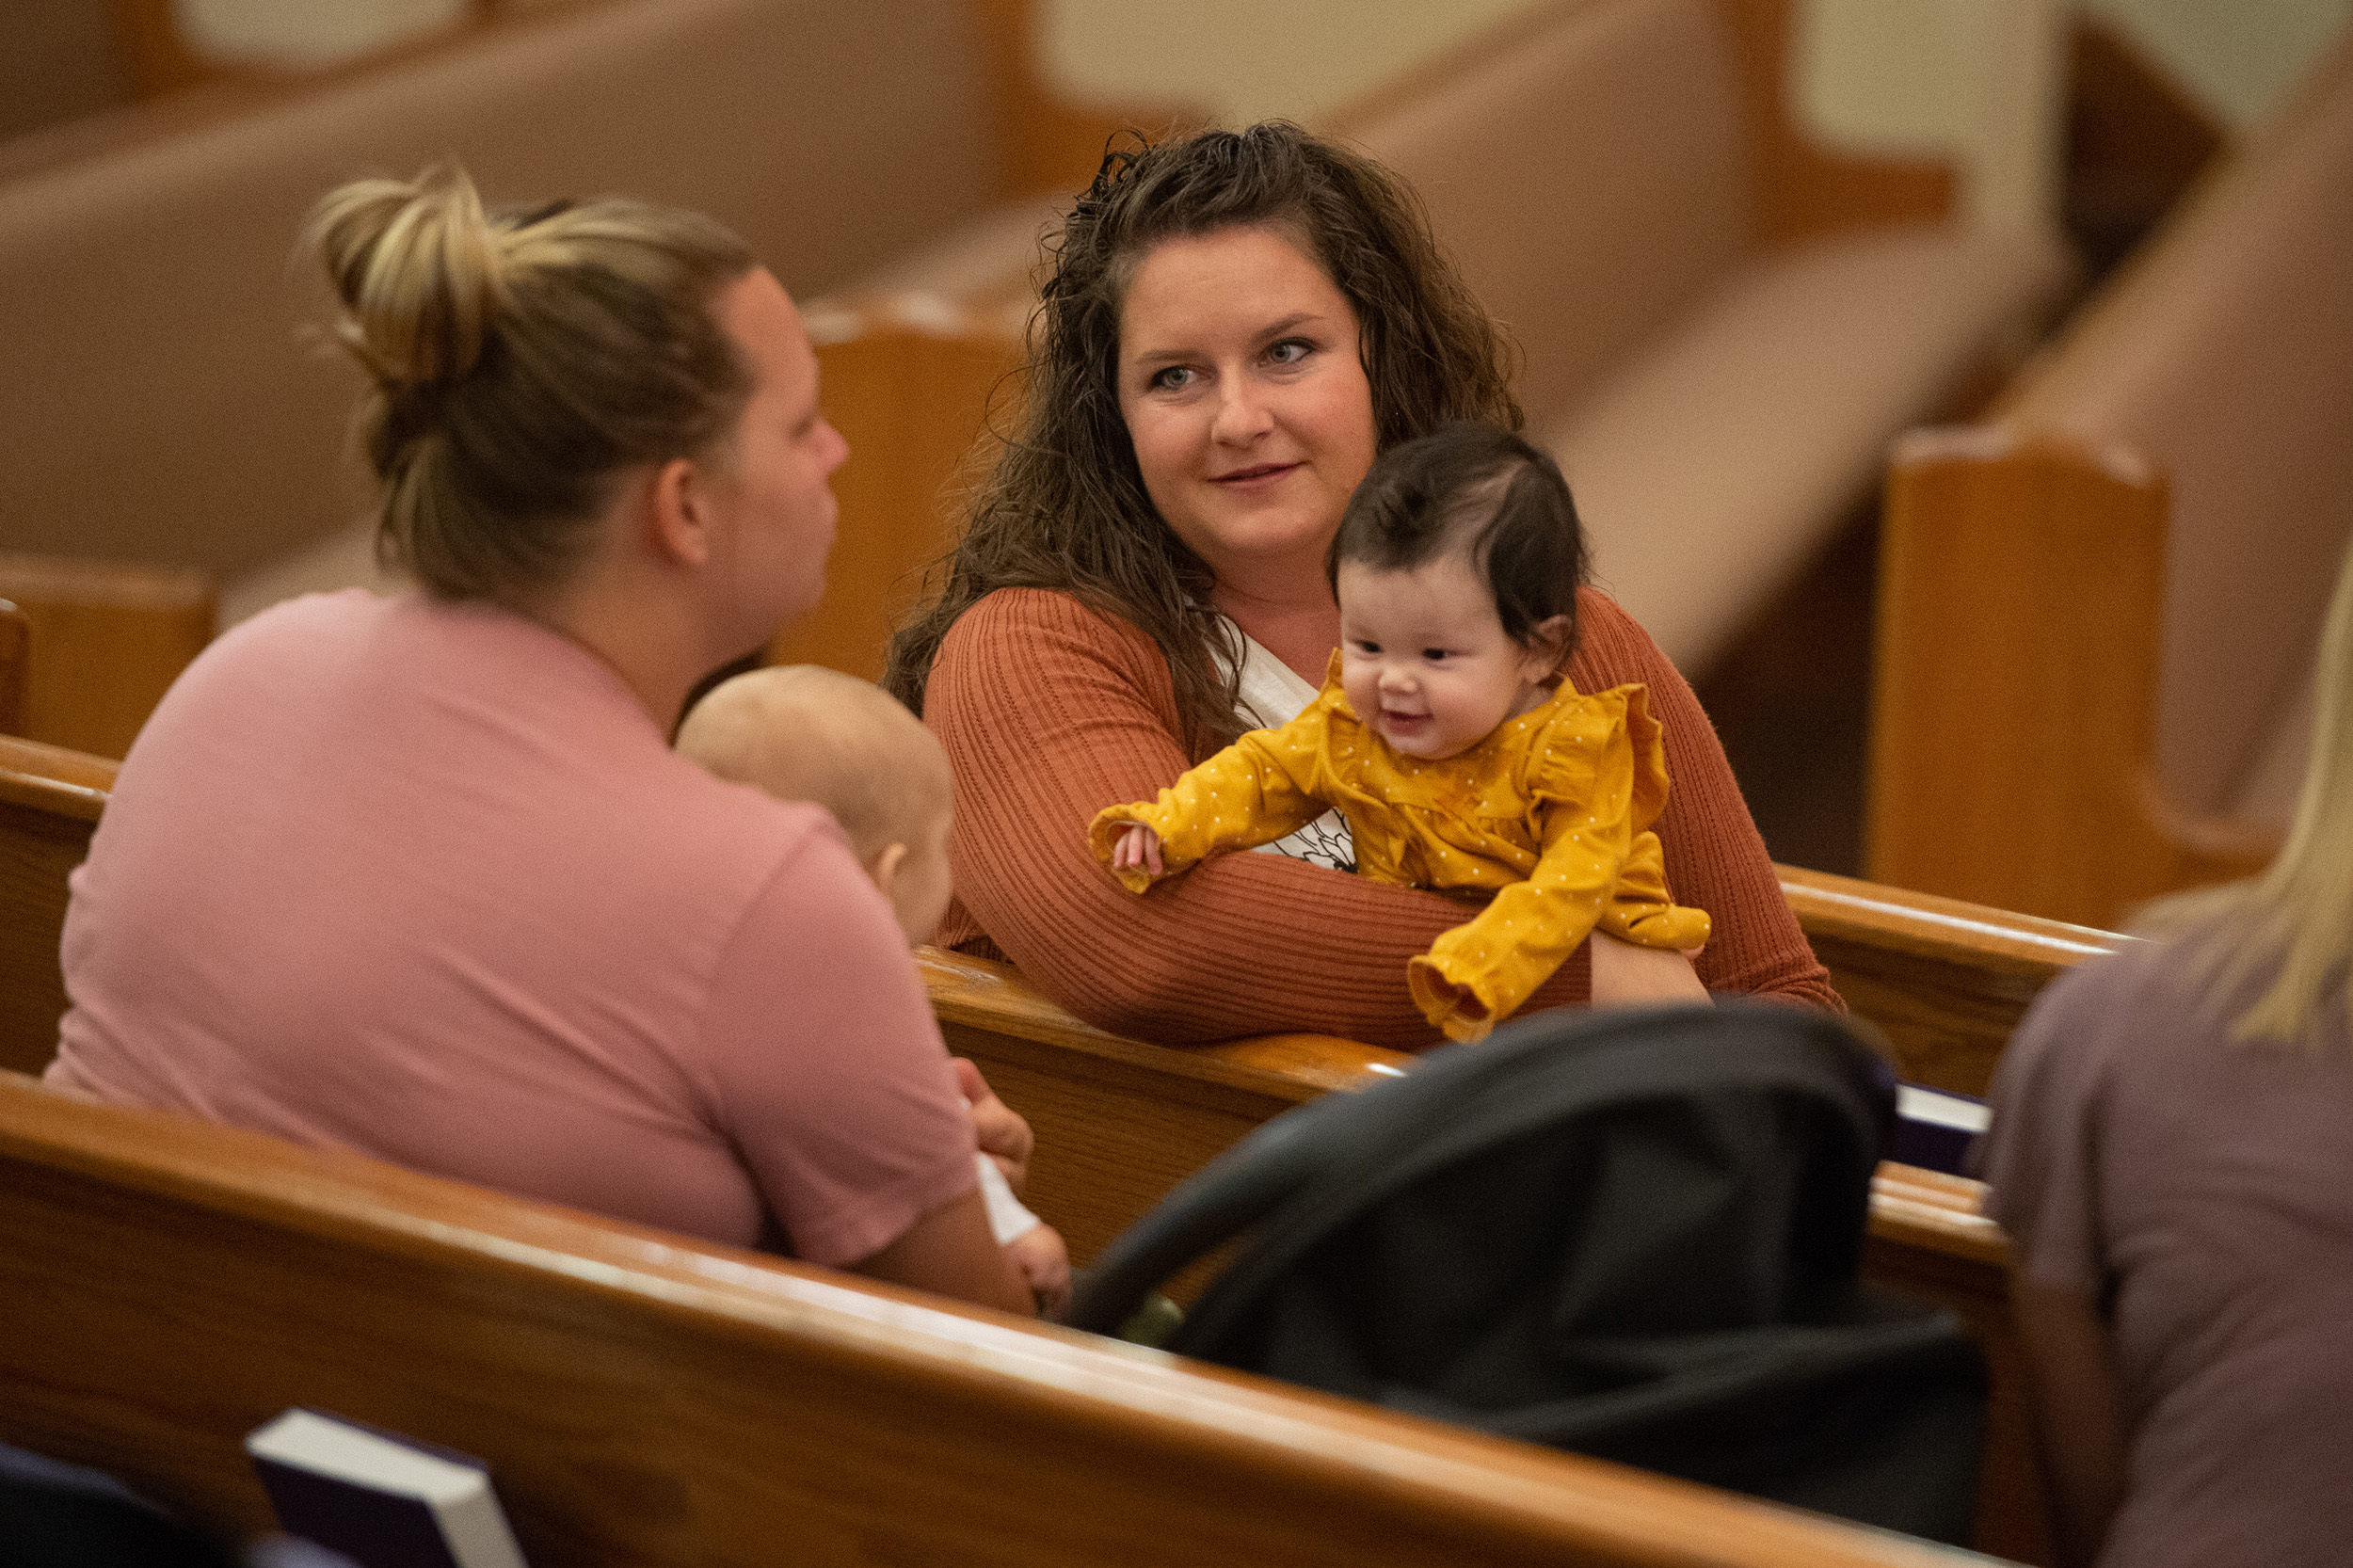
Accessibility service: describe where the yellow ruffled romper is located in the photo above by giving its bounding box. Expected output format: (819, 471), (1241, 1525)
(1089, 654), (1711, 1043)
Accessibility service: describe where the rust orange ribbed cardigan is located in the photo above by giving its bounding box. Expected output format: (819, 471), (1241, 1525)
(925, 585), (1840, 1050)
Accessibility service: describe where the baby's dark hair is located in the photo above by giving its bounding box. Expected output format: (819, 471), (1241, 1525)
(1325, 422), (1589, 654)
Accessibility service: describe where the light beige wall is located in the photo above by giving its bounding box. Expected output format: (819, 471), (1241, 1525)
(2085, 0), (2352, 128)
(1039, 0), (2066, 227)
(172, 0), (466, 64)
(1038, 0), (1540, 126)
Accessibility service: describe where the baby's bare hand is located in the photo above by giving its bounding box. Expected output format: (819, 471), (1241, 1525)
(1112, 823), (1165, 878)
(1009, 1224), (1072, 1317)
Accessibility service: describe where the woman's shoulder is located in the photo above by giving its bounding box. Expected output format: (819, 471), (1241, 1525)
(1563, 587), (1661, 671)
(1993, 934), (2204, 1107)
(937, 587), (1161, 666)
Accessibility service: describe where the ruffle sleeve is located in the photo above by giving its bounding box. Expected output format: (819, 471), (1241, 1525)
(1407, 685), (1708, 1040)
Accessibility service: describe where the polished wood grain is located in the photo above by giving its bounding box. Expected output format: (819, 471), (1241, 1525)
(1781, 861), (2131, 1096)
(1867, 430), (2272, 931)
(0, 726), (2117, 1103)
(0, 737), (114, 1076)
(0, 553), (215, 760)
(0, 600), (26, 735)
(2, 1070), (1997, 1568)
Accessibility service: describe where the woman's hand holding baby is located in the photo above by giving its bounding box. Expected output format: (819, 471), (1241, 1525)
(1109, 822), (1166, 880)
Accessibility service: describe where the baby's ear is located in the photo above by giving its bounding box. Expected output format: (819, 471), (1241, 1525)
(1522, 614), (1574, 675)
(867, 841), (910, 900)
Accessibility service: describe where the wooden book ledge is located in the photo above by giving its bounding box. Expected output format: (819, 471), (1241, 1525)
(3, 1070), (2003, 1568)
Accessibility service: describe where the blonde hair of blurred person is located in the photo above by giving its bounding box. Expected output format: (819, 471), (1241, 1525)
(2135, 535), (2353, 1047)
(309, 165), (837, 728)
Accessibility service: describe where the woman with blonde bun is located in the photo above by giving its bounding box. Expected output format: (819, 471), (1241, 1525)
(47, 167), (1038, 1315)
(1980, 538), (2353, 1567)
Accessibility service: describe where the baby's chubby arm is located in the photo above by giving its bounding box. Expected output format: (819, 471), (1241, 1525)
(1088, 720), (1329, 892)
(1410, 802), (1633, 1041)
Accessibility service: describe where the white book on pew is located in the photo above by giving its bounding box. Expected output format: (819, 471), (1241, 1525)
(246, 1409), (528, 1568)
(1892, 1083), (1991, 1176)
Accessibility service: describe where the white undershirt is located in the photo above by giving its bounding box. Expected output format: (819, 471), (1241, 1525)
(1214, 622), (1357, 874)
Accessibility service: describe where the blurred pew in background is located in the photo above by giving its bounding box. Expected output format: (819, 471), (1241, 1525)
(1868, 24), (2353, 929)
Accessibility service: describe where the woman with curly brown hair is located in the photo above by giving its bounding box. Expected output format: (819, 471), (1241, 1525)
(887, 123), (1837, 1048)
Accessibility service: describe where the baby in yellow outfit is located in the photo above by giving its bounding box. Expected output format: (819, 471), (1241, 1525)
(1091, 423), (1709, 1043)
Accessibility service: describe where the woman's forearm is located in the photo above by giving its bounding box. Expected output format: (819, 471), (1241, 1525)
(2012, 1278), (2131, 1568)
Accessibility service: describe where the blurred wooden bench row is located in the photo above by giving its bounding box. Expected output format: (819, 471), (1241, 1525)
(2, 0), (2065, 752)
(1867, 24), (2353, 929)
(0, 0), (1165, 756)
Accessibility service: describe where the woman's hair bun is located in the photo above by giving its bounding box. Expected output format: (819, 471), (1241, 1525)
(308, 164), (508, 389)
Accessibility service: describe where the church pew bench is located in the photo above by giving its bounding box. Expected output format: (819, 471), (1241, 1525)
(0, 598), (27, 734)
(0, 554), (215, 759)
(0, 733), (2089, 1557)
(0, 1070), (2000, 1568)
(1867, 25), (2353, 930)
(920, 943), (2052, 1564)
(0, 0), (1164, 750)
(0, 735), (109, 1077)
(0, 732), (2132, 1102)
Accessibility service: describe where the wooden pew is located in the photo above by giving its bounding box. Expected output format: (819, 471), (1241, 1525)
(0, 598), (27, 733)
(778, 295), (1031, 680)
(0, 0), (1177, 751)
(0, 733), (2081, 1558)
(0, 555), (215, 760)
(1867, 25), (2353, 930)
(0, 736), (109, 1076)
(1777, 863), (2128, 1096)
(2, 1070), (1998, 1568)
(776, 0), (2070, 693)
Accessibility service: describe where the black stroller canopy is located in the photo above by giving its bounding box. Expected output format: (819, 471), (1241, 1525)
(1066, 1002), (1986, 1544)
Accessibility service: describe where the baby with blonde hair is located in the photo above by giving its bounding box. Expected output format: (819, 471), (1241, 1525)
(680, 664), (1070, 1312)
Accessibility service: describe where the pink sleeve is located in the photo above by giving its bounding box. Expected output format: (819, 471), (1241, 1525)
(1980, 962), (2114, 1296)
(698, 835), (979, 1268)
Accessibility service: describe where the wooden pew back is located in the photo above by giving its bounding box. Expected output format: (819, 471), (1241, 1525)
(0, 1070), (1995, 1568)
(0, 598), (26, 733)
(0, 736), (110, 1076)
(0, 555), (216, 759)
(1868, 26), (2353, 928)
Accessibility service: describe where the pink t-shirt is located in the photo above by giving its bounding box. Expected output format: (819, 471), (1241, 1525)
(48, 590), (975, 1266)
